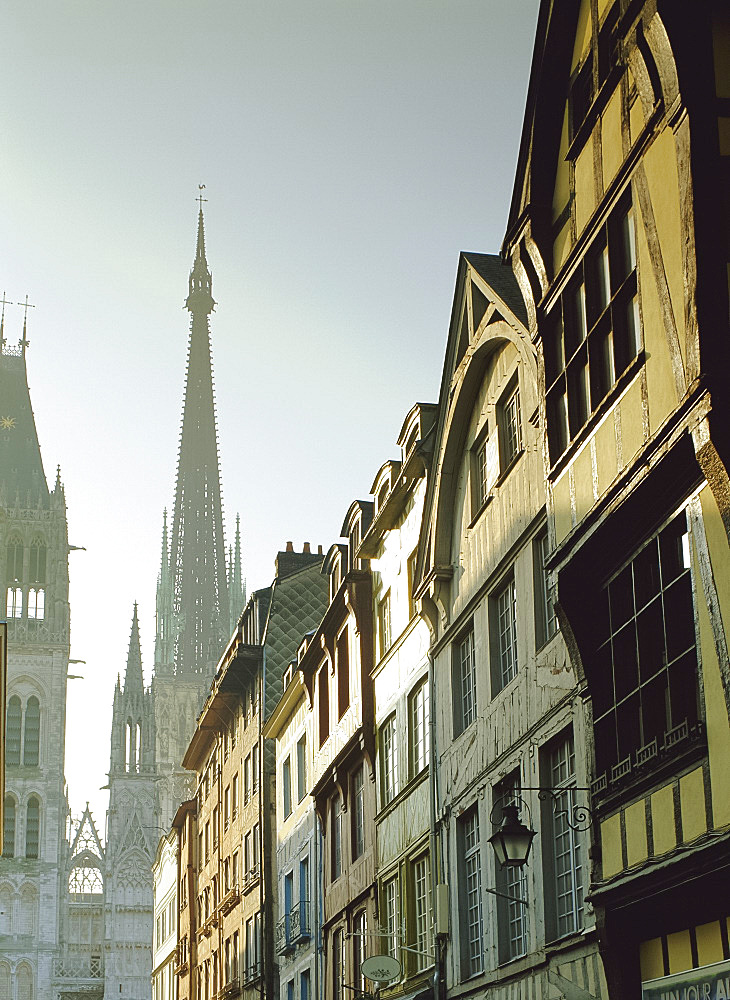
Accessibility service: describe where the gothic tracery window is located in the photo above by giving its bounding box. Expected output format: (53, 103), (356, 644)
(2, 798), (15, 858)
(23, 697), (40, 766)
(29, 537), (46, 583)
(6, 696), (21, 766)
(25, 797), (40, 859)
(69, 863), (104, 895)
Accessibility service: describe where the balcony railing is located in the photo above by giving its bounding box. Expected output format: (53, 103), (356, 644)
(220, 880), (241, 916)
(243, 865), (260, 892)
(242, 962), (261, 986)
(290, 901), (310, 943)
(53, 956), (103, 979)
(275, 914), (292, 954)
(591, 718), (706, 799)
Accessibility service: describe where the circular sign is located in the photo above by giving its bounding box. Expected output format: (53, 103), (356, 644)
(360, 955), (402, 983)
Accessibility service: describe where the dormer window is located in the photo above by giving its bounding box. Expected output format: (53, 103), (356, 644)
(330, 555), (342, 601)
(404, 426), (418, 458)
(377, 482), (389, 513)
(349, 519), (361, 573)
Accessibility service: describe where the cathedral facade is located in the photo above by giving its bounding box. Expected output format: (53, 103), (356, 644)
(1, 203), (242, 1000)
(103, 205), (244, 999)
(0, 310), (72, 998)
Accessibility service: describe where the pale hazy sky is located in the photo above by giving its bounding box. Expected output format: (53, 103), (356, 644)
(2, 1), (539, 832)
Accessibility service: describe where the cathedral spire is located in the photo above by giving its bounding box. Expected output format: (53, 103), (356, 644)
(124, 603), (144, 692)
(167, 199), (229, 676)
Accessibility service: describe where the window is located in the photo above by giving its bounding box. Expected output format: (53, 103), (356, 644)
(337, 627), (349, 718)
(224, 785), (230, 829)
(592, 510), (699, 785)
(6, 587), (22, 619)
(410, 678), (429, 777)
(352, 910), (367, 993)
(232, 850), (239, 888)
(349, 518), (361, 572)
(6, 696), (21, 766)
(244, 755), (251, 803)
(252, 743), (259, 794)
(497, 381), (522, 471)
(473, 432), (498, 512)
(252, 822), (260, 873)
(332, 929), (344, 1000)
(283, 756), (292, 819)
(412, 854), (432, 972)
(27, 588), (44, 620)
(297, 735), (307, 802)
(287, 981), (294, 1000)
(319, 665), (329, 747)
(378, 591), (392, 657)
(459, 808), (483, 977)
(569, 3), (620, 143)
(232, 773), (238, 820)
(494, 775), (528, 963)
(407, 549), (418, 619)
(213, 807), (219, 847)
(25, 796), (40, 859)
(205, 822), (210, 863)
(534, 532), (558, 647)
(244, 832), (252, 875)
(351, 767), (364, 860)
(544, 734), (584, 939)
(331, 796), (342, 881)
(6, 537), (23, 582)
(300, 855), (310, 909)
(301, 969), (310, 1000)
(284, 871), (294, 944)
(3, 796), (15, 857)
(546, 194), (639, 463)
(491, 576), (518, 691)
(232, 929), (239, 979)
(198, 833), (204, 872)
(380, 714), (398, 805)
(453, 628), (476, 736)
(383, 877), (398, 959)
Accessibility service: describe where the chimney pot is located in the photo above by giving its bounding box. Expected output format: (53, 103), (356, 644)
(303, 542), (311, 554)
(318, 545), (323, 555)
(286, 541), (294, 552)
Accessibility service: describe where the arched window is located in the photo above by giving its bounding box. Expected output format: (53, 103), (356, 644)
(6, 536), (23, 582)
(5, 586), (22, 619)
(29, 537), (46, 584)
(19, 885), (37, 936)
(27, 588), (44, 620)
(24, 697), (40, 766)
(17, 964), (33, 1000)
(0, 889), (11, 937)
(25, 797), (40, 859)
(126, 721), (134, 773)
(0, 961), (11, 999)
(2, 797), (16, 857)
(7, 696), (22, 766)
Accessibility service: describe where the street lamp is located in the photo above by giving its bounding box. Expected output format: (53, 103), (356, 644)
(488, 803), (536, 869)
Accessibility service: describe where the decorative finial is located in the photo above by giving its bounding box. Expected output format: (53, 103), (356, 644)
(197, 184), (207, 213)
(0, 292), (12, 354)
(20, 295), (35, 354)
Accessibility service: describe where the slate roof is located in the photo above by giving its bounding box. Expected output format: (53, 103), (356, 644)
(262, 560), (329, 722)
(462, 252), (528, 326)
(0, 351), (49, 506)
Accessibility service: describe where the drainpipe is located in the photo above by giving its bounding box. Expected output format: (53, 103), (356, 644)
(427, 648), (445, 1000)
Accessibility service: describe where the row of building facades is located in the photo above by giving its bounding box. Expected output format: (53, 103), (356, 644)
(151, 4), (730, 1000)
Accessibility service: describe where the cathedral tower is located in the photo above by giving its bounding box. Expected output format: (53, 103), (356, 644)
(0, 306), (70, 997)
(105, 606), (158, 999)
(151, 202), (242, 827)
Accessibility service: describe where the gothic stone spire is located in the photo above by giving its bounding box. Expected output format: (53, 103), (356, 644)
(166, 202), (229, 677)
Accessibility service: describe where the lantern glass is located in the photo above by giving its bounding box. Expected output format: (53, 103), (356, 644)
(488, 804), (536, 868)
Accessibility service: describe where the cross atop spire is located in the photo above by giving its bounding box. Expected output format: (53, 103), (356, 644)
(197, 183), (207, 212)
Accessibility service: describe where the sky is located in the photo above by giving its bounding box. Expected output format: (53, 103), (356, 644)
(1, 0), (539, 834)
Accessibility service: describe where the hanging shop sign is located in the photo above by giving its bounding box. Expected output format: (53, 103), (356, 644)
(642, 959), (730, 999)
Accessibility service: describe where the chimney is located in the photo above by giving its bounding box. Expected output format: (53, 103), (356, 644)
(286, 541), (294, 552)
(275, 540), (324, 580)
(303, 542), (311, 554)
(318, 545), (323, 555)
